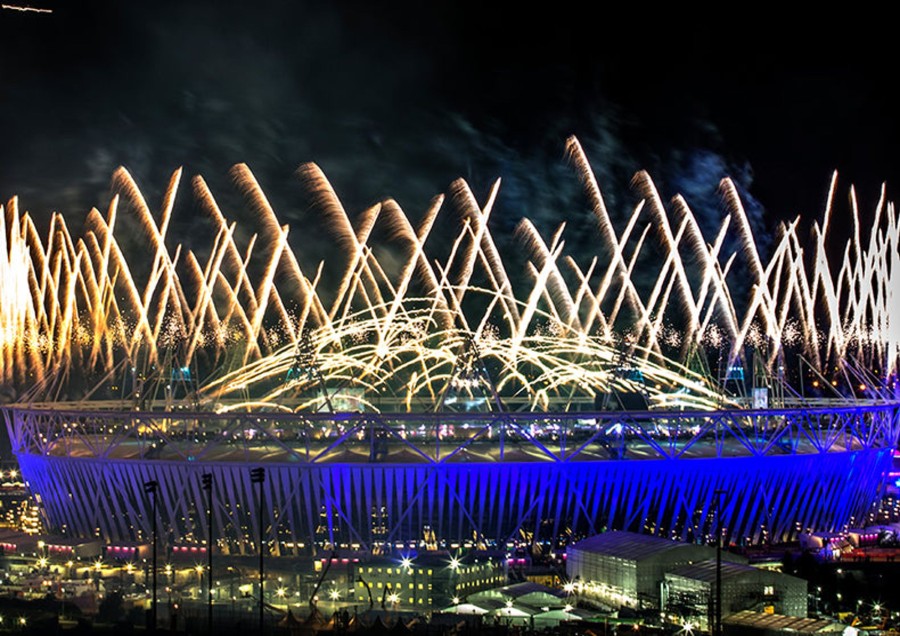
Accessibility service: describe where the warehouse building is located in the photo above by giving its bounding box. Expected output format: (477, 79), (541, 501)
(566, 531), (746, 609)
(663, 560), (807, 630)
(724, 609), (850, 636)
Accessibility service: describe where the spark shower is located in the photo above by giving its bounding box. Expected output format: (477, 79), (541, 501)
(1, 137), (897, 411)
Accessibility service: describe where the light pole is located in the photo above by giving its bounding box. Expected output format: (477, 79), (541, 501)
(714, 488), (725, 636)
(201, 473), (213, 635)
(144, 480), (159, 634)
(250, 467), (266, 635)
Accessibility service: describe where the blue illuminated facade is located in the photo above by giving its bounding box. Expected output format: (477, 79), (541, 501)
(4, 403), (899, 555)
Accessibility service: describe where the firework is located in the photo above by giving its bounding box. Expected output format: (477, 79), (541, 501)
(1, 138), (896, 411)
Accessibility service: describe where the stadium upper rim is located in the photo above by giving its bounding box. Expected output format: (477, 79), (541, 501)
(5, 398), (900, 465)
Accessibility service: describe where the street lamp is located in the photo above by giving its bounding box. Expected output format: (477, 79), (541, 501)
(250, 467), (266, 636)
(143, 480), (159, 634)
(201, 472), (213, 635)
(714, 488), (725, 636)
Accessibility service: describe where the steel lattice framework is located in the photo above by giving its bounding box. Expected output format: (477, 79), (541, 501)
(5, 401), (899, 555)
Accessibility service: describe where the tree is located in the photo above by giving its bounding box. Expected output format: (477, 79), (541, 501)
(97, 590), (125, 624)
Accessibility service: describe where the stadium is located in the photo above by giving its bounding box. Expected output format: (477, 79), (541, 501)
(2, 139), (899, 556)
(4, 402), (898, 556)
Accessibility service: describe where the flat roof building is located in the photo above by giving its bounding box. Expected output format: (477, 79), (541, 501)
(566, 531), (746, 609)
(664, 561), (807, 631)
(724, 609), (850, 636)
(350, 553), (505, 609)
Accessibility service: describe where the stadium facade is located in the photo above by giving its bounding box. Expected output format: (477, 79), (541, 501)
(4, 401), (898, 556)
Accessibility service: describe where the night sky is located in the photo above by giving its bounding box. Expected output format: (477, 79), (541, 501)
(1, 1), (897, 250)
